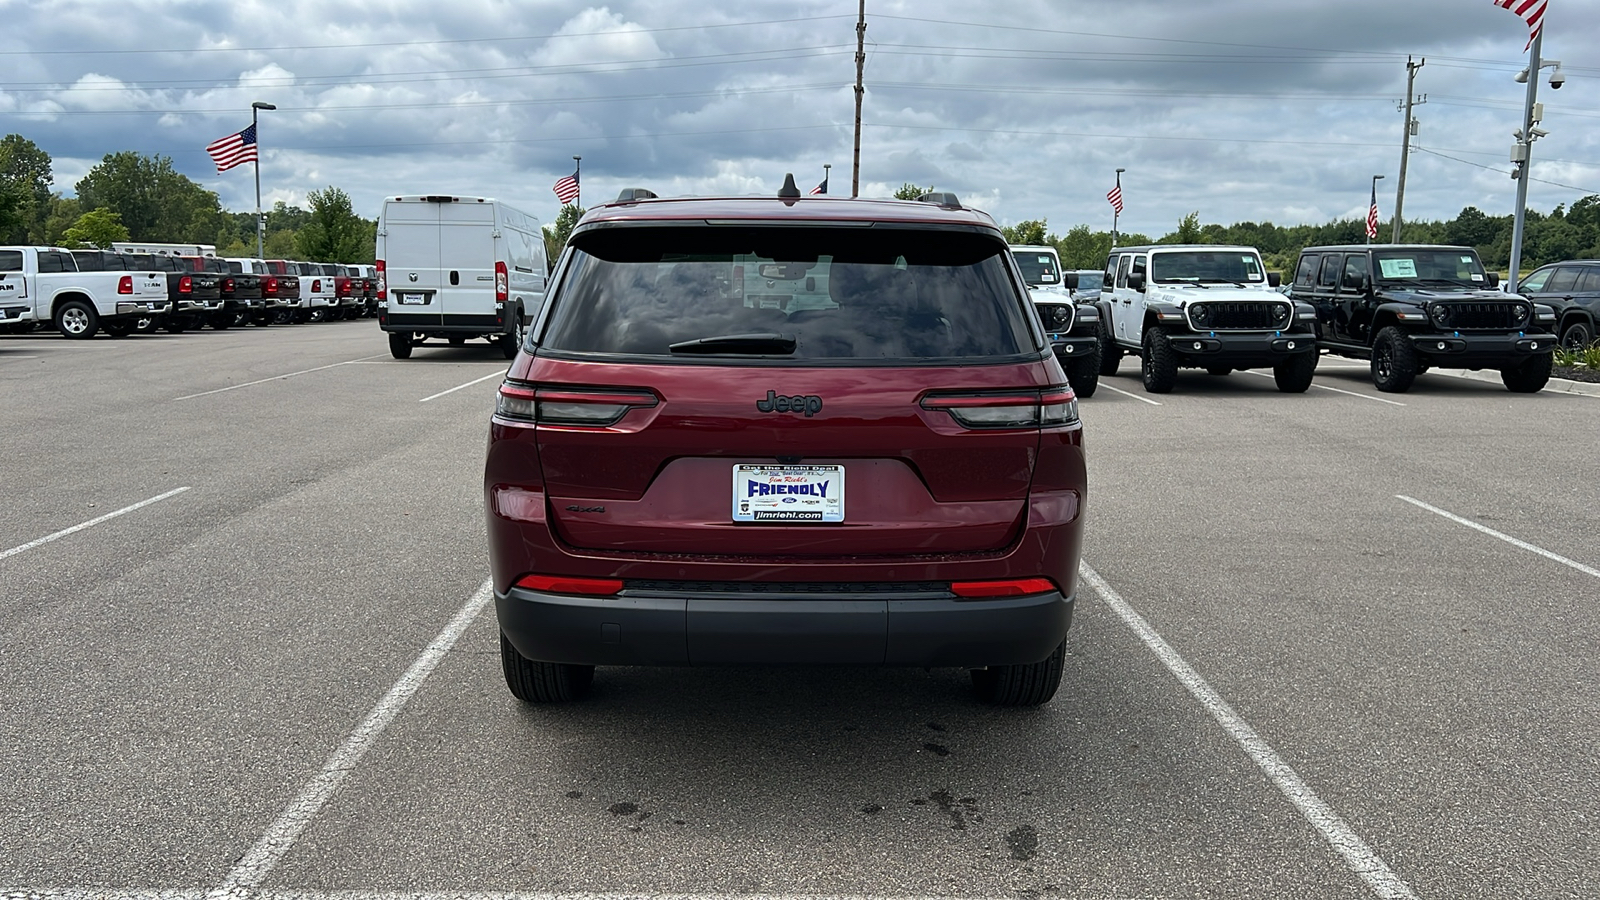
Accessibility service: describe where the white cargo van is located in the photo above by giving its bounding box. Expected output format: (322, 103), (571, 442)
(376, 195), (546, 359)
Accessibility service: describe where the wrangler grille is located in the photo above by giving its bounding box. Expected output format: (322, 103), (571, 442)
(1188, 301), (1289, 330)
(1438, 302), (1525, 330)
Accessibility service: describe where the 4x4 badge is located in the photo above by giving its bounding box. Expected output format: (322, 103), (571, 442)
(756, 390), (823, 417)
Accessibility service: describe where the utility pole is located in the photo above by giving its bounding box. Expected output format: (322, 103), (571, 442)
(1391, 56), (1424, 243)
(851, 0), (866, 198)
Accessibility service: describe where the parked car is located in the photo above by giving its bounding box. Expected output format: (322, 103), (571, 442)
(1069, 269), (1103, 301)
(485, 181), (1087, 706)
(348, 264), (379, 317)
(1290, 244), (1556, 393)
(178, 256), (261, 329)
(293, 261), (338, 321)
(131, 253), (222, 333)
(1514, 260), (1600, 349)
(1010, 244), (1101, 397)
(1, 246), (167, 338)
(377, 194), (547, 359)
(254, 259), (304, 324)
(68, 249), (171, 335)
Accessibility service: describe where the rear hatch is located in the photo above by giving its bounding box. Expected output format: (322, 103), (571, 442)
(437, 200), (496, 324)
(383, 199), (445, 325)
(508, 223), (1057, 558)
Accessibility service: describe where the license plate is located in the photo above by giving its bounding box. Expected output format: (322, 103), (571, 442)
(397, 292), (428, 305)
(733, 464), (844, 523)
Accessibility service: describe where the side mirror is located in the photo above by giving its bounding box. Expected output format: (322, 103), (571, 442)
(1486, 272), (1500, 289)
(1063, 272), (1079, 290)
(1362, 273), (1372, 292)
(1268, 272), (1282, 288)
(1128, 272), (1146, 292)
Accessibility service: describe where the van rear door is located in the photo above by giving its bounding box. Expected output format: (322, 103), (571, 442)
(438, 200), (497, 328)
(384, 200), (444, 326)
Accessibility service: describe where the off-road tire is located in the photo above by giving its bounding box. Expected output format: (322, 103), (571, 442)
(1501, 353), (1552, 393)
(1371, 326), (1418, 393)
(55, 300), (99, 339)
(1273, 351), (1318, 393)
(1141, 326), (1178, 394)
(1067, 354), (1099, 398)
(1097, 321), (1122, 375)
(388, 331), (413, 359)
(501, 632), (594, 703)
(1560, 319), (1594, 350)
(971, 640), (1065, 707)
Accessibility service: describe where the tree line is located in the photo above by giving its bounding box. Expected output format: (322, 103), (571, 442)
(0, 133), (374, 262)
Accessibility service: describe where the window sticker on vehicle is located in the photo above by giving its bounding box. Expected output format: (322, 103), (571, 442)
(1380, 259), (1418, 278)
(1461, 256), (1474, 263)
(733, 464), (844, 523)
(1471, 274), (1484, 281)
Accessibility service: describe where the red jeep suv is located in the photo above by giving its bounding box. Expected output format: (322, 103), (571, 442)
(485, 182), (1087, 706)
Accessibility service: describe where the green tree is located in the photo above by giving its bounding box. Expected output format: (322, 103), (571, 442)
(0, 134), (53, 243)
(542, 204), (585, 265)
(37, 195), (81, 246)
(294, 186), (373, 261)
(893, 183), (934, 201)
(74, 151), (223, 242)
(60, 207), (130, 249)
(1159, 211), (1203, 244)
(1054, 224), (1112, 269)
(1001, 219), (1048, 245)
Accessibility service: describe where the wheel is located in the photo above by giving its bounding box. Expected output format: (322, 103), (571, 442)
(500, 317), (524, 360)
(1560, 319), (1594, 350)
(164, 320), (187, 334)
(251, 312), (273, 327)
(501, 632), (594, 703)
(448, 336), (467, 346)
(1140, 326), (1178, 394)
(388, 331), (413, 359)
(1067, 354), (1099, 398)
(102, 321), (133, 337)
(971, 640), (1065, 707)
(1097, 321), (1122, 375)
(1206, 366), (1233, 376)
(1501, 353), (1552, 393)
(54, 300), (99, 339)
(211, 313), (231, 330)
(1273, 351), (1318, 393)
(134, 316), (158, 334)
(1370, 326), (1417, 393)
(308, 307), (326, 322)
(233, 312), (250, 327)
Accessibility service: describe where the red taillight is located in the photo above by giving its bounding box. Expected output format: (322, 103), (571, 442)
(312, 279), (322, 292)
(494, 383), (658, 427)
(223, 277), (235, 292)
(264, 276), (279, 295)
(376, 259), (386, 300)
(117, 275), (133, 295)
(495, 260), (508, 302)
(951, 578), (1057, 599)
(178, 275), (193, 293)
(514, 574), (624, 596)
(921, 387), (1079, 429)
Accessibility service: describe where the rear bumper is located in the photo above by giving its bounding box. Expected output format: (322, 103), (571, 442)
(382, 310), (510, 335)
(496, 584), (1073, 667)
(114, 300), (171, 316)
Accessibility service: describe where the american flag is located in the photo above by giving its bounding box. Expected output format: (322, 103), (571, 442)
(1494, 0), (1548, 49)
(1366, 190), (1381, 240)
(552, 169), (580, 204)
(1106, 181), (1124, 215)
(205, 124), (257, 173)
(810, 175), (828, 195)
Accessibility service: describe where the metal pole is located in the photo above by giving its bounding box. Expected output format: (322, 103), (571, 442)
(1111, 167), (1123, 248)
(573, 155), (581, 209)
(1391, 56), (1423, 243)
(823, 163), (831, 194)
(851, 0), (865, 198)
(1508, 32), (1542, 293)
(253, 105), (263, 259)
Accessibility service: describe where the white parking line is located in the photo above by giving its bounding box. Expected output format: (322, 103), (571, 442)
(173, 355), (389, 401)
(204, 579), (494, 900)
(1077, 562), (1417, 900)
(0, 487), (190, 563)
(419, 370), (506, 403)
(1240, 371), (1405, 406)
(1096, 382), (1163, 405)
(1397, 496), (1600, 580)
(6, 893), (977, 900)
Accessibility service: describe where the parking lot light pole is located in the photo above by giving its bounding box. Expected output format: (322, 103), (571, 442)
(251, 102), (276, 259)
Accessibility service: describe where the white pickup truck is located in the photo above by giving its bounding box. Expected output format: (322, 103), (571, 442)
(0, 246), (168, 338)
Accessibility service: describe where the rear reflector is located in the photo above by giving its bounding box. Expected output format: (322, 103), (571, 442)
(951, 578), (1057, 598)
(515, 574), (624, 596)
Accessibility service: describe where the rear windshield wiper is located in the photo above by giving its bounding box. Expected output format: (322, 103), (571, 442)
(668, 333), (798, 355)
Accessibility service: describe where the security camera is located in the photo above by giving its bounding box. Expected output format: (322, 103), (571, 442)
(1549, 68), (1565, 89)
(1515, 68), (1530, 84)
(1530, 126), (1550, 138)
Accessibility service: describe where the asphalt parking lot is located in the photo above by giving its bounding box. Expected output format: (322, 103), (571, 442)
(2, 325), (1597, 900)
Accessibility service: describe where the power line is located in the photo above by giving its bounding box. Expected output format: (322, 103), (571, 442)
(1413, 146), (1599, 195)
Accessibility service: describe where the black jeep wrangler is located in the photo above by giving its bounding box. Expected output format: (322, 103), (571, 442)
(1290, 244), (1557, 393)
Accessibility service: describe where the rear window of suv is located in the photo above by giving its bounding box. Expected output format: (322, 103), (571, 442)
(542, 226), (1035, 363)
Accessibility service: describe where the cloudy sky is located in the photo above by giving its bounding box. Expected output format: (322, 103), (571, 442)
(2, 0), (1597, 238)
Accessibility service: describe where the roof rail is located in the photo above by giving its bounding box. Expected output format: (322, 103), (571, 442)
(917, 192), (961, 208)
(614, 188), (658, 202)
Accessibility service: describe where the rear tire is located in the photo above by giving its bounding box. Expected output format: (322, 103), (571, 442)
(1560, 319), (1594, 350)
(55, 300), (99, 339)
(500, 317), (524, 360)
(388, 331), (413, 359)
(1141, 326), (1177, 393)
(1501, 353), (1552, 393)
(1371, 326), (1417, 393)
(501, 632), (594, 703)
(102, 321), (133, 337)
(971, 640), (1065, 707)
(210, 313), (231, 331)
(1097, 322), (1122, 375)
(1273, 351), (1318, 393)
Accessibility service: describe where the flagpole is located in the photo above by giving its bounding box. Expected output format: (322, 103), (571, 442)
(1508, 30), (1543, 292)
(573, 156), (581, 208)
(1111, 168), (1124, 248)
(251, 101), (275, 258)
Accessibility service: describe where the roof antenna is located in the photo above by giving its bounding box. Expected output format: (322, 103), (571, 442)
(777, 173), (802, 199)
